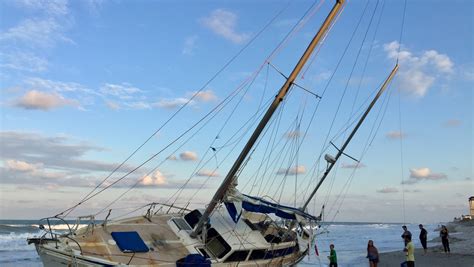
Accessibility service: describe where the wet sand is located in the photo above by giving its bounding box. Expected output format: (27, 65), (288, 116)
(379, 220), (474, 267)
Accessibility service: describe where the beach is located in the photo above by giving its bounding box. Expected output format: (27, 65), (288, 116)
(380, 220), (474, 267)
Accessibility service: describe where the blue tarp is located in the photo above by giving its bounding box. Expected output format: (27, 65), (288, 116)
(224, 194), (318, 222)
(111, 231), (149, 253)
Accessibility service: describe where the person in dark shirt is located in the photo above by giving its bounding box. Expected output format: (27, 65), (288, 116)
(440, 225), (450, 254)
(401, 225), (412, 246)
(418, 224), (428, 254)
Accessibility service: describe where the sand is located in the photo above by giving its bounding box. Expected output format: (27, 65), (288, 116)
(379, 220), (474, 267)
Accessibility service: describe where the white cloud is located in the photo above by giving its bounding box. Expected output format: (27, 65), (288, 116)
(12, 0), (69, 16)
(182, 35), (198, 55)
(385, 130), (406, 140)
(100, 83), (142, 99)
(383, 41), (454, 98)
(25, 77), (91, 93)
(180, 151), (198, 161)
(189, 89), (218, 102)
(277, 165), (306, 175)
(155, 97), (190, 109)
(403, 167), (448, 184)
(125, 101), (151, 110)
(0, 18), (71, 48)
(0, 52), (48, 72)
(5, 159), (41, 172)
(195, 169), (220, 177)
(201, 9), (250, 44)
(376, 187), (399, 193)
(15, 90), (78, 110)
(140, 171), (167, 186)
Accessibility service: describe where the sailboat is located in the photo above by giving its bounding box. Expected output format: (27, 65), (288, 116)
(28, 0), (399, 265)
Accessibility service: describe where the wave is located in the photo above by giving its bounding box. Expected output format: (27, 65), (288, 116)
(0, 225), (39, 234)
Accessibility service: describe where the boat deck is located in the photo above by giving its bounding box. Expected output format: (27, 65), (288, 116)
(66, 214), (189, 265)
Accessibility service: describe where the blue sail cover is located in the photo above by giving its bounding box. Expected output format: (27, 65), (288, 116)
(225, 194), (318, 222)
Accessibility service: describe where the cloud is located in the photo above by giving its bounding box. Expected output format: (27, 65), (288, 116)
(25, 77), (92, 93)
(341, 162), (366, 169)
(195, 169), (220, 177)
(100, 83), (143, 100)
(106, 101), (120, 110)
(0, 52), (48, 72)
(155, 97), (190, 109)
(166, 155), (178, 161)
(442, 119), (461, 128)
(277, 165), (306, 175)
(15, 90), (79, 110)
(201, 9), (250, 44)
(182, 35), (198, 55)
(383, 41), (454, 97)
(179, 151), (198, 161)
(0, 18), (71, 48)
(376, 187), (399, 193)
(11, 0), (69, 16)
(403, 168), (448, 184)
(385, 131), (406, 140)
(5, 159), (41, 172)
(140, 171), (167, 186)
(0, 131), (134, 173)
(188, 89), (217, 102)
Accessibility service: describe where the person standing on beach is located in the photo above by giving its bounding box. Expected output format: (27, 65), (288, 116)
(440, 225), (450, 254)
(401, 225), (412, 246)
(418, 224), (428, 254)
(403, 235), (415, 267)
(366, 240), (379, 267)
(327, 244), (337, 267)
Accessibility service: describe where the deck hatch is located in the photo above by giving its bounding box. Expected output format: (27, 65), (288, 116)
(172, 218), (192, 231)
(111, 231), (149, 253)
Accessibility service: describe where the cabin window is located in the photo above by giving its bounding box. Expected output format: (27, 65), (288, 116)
(205, 228), (231, 259)
(224, 250), (249, 262)
(248, 249), (266, 260)
(184, 209), (202, 229)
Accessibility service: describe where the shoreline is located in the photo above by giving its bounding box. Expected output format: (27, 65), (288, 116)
(379, 220), (474, 266)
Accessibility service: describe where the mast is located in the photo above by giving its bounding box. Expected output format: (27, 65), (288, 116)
(301, 64), (399, 211)
(191, 0), (346, 237)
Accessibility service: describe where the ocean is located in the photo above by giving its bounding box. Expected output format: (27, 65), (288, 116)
(0, 220), (440, 266)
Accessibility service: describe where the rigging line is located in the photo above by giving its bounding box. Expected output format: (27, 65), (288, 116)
(398, 79), (407, 224)
(300, 0), (371, 204)
(301, 0), (345, 79)
(322, 0), (381, 210)
(327, 76), (395, 225)
(187, 96), (276, 203)
(346, 0), (381, 119)
(353, 0), (386, 116)
(58, 0), (294, 218)
(243, 96), (291, 194)
(96, 81), (252, 216)
(297, 0), (373, 204)
(168, 56), (268, 206)
(267, 0), (327, 64)
(396, 0), (408, 64)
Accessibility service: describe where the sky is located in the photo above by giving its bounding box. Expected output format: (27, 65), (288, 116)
(0, 0), (472, 223)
